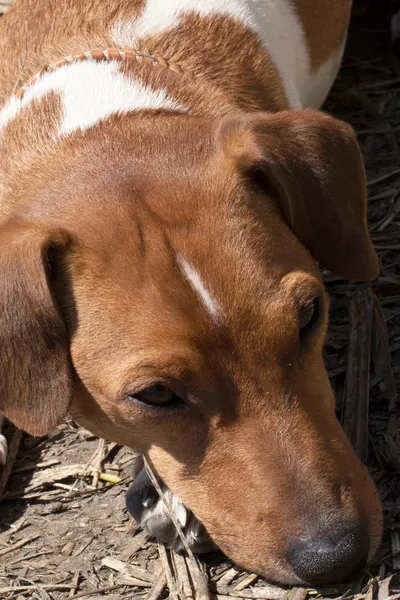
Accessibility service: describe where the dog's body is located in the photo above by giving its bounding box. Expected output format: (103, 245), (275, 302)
(0, 0), (351, 111)
(0, 0), (382, 585)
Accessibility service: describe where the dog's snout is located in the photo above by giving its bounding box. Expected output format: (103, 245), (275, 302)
(288, 526), (370, 585)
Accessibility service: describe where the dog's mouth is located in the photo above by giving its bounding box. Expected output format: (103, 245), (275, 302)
(124, 449), (380, 587)
(126, 460), (213, 554)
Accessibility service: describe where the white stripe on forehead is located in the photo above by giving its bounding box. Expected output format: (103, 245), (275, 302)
(0, 60), (184, 135)
(177, 255), (220, 319)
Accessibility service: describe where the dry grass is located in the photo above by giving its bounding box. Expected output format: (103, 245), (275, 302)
(1, 2), (400, 599)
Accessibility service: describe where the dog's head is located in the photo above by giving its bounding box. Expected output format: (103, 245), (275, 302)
(0, 110), (381, 584)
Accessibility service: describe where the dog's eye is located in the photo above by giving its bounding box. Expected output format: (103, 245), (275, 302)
(130, 384), (184, 408)
(299, 297), (320, 339)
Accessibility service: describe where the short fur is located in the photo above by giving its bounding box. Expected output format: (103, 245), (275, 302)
(0, 0), (381, 585)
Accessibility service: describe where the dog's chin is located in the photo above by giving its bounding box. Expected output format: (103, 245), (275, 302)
(125, 467), (305, 584)
(126, 466), (214, 554)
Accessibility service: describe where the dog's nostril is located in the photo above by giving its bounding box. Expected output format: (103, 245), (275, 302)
(288, 526), (370, 585)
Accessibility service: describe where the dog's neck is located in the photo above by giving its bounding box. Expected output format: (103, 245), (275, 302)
(0, 14), (289, 219)
(0, 0), (347, 222)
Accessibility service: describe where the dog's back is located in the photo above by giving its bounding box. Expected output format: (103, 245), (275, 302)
(0, 0), (351, 110)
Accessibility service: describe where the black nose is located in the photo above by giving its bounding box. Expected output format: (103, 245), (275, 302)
(288, 526), (370, 585)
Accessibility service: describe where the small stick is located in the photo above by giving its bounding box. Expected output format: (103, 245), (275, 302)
(101, 556), (153, 583)
(371, 294), (397, 414)
(172, 551), (193, 599)
(185, 553), (210, 600)
(218, 566), (240, 585)
(287, 588), (308, 600)
(145, 569), (167, 600)
(91, 438), (105, 488)
(143, 456), (194, 557)
(367, 167), (400, 186)
(66, 445), (100, 497)
(69, 571), (80, 597)
(64, 585), (121, 599)
(215, 585), (288, 599)
(158, 543), (179, 600)
(342, 286), (374, 462)
(12, 459), (61, 474)
(0, 533), (40, 556)
(391, 531), (400, 570)
(143, 456), (210, 599)
(235, 573), (258, 591)
(0, 584), (74, 594)
(8, 549), (53, 566)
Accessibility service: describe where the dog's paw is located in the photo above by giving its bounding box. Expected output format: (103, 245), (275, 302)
(126, 464), (213, 553)
(0, 434), (7, 466)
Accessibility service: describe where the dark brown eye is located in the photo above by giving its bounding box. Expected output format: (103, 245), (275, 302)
(130, 384), (184, 408)
(299, 297), (320, 340)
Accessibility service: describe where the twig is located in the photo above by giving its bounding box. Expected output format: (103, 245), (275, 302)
(74, 536), (94, 557)
(172, 551), (194, 599)
(218, 566), (240, 586)
(235, 573), (258, 591)
(215, 585), (288, 599)
(342, 287), (374, 462)
(101, 556), (153, 584)
(372, 194), (400, 232)
(69, 571), (80, 597)
(391, 531), (400, 570)
(371, 294), (397, 413)
(12, 459), (61, 474)
(64, 585), (121, 599)
(145, 568), (167, 600)
(367, 168), (400, 187)
(8, 549), (53, 566)
(143, 456), (210, 599)
(287, 588), (308, 600)
(21, 578), (52, 600)
(91, 438), (105, 488)
(0, 533), (40, 556)
(0, 584), (74, 594)
(377, 575), (393, 600)
(66, 445), (101, 497)
(158, 543), (179, 600)
(143, 456), (195, 559)
(185, 553), (210, 600)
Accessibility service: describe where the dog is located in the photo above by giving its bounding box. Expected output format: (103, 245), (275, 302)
(0, 0), (382, 586)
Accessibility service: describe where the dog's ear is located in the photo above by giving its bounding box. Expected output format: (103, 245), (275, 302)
(0, 221), (73, 435)
(219, 110), (379, 281)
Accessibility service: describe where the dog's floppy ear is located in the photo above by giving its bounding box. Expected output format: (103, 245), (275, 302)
(219, 110), (379, 281)
(0, 221), (73, 435)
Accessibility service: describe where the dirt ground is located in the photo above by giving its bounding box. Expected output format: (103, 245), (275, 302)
(2, 2), (400, 599)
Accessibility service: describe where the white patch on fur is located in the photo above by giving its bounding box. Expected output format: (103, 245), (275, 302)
(177, 256), (220, 318)
(304, 39), (347, 108)
(141, 489), (187, 530)
(0, 60), (184, 135)
(111, 0), (249, 46)
(0, 413), (7, 466)
(110, 0), (313, 108)
(140, 488), (210, 552)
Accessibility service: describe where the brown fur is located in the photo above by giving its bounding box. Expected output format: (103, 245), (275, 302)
(0, 0), (382, 584)
(0, 1), (286, 112)
(292, 0), (352, 70)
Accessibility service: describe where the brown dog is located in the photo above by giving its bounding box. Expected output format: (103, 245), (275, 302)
(0, 0), (382, 586)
